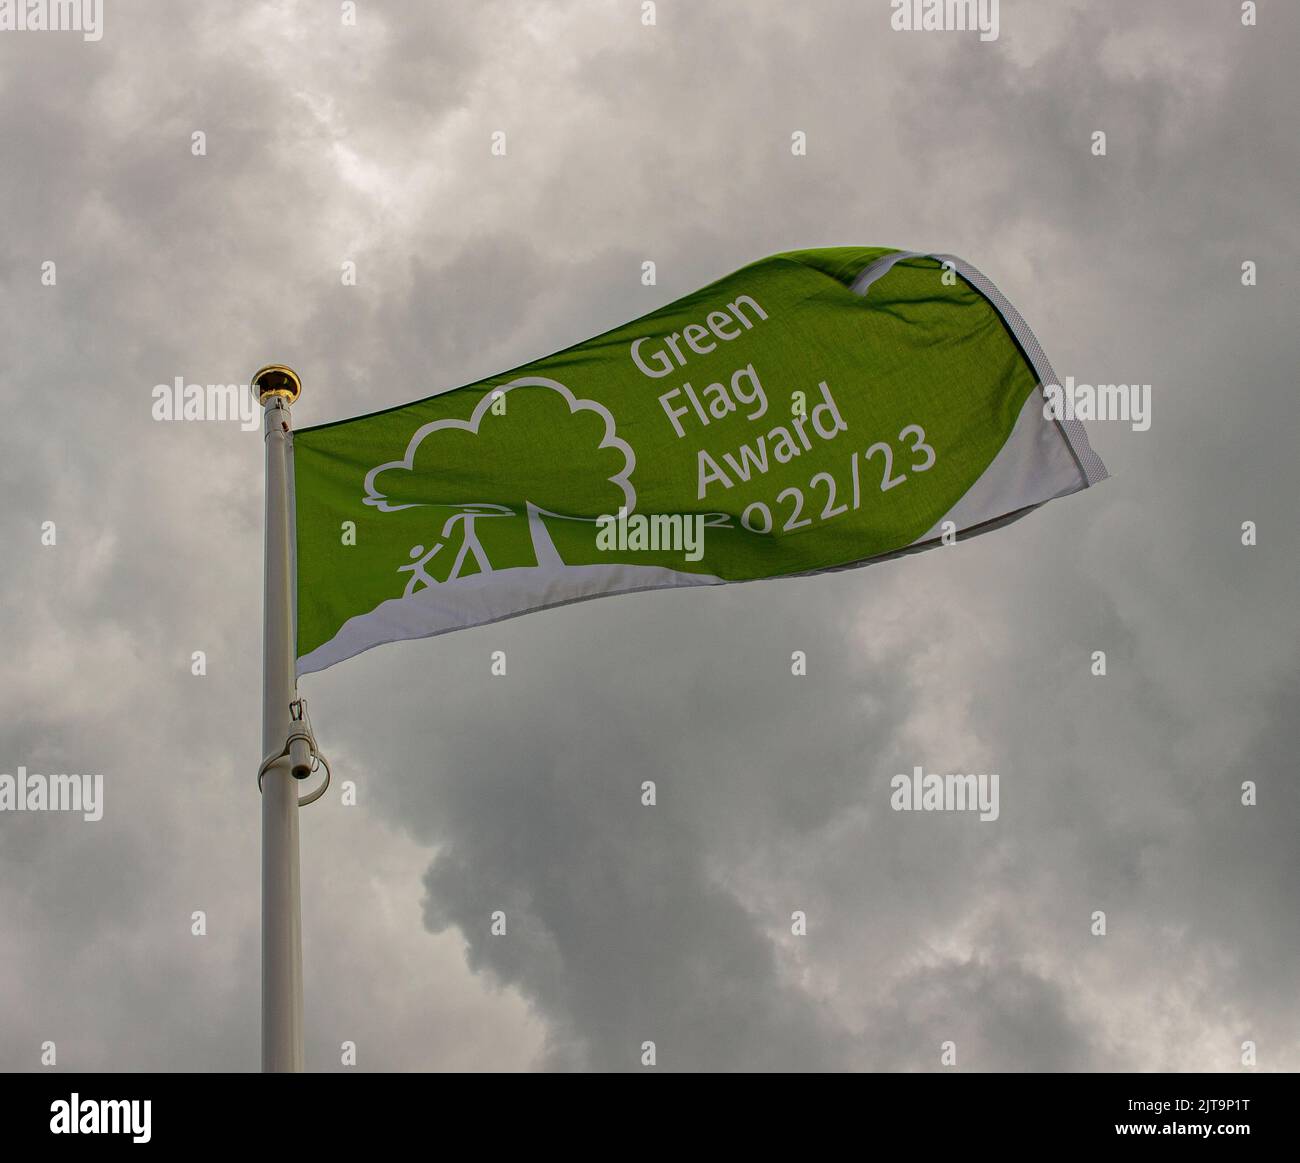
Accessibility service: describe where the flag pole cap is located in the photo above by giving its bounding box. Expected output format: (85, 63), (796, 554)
(252, 364), (302, 405)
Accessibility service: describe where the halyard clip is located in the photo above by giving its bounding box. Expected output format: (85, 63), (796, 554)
(257, 698), (332, 807)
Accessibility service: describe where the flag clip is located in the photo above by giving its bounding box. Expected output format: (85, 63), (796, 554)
(257, 698), (332, 807)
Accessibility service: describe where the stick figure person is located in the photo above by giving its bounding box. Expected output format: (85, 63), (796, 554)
(438, 511), (495, 579)
(396, 504), (513, 594)
(398, 542), (444, 596)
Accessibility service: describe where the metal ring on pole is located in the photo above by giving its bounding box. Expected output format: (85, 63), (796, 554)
(296, 753), (331, 807)
(257, 741), (332, 808)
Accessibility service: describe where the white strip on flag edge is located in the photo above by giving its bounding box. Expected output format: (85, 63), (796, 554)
(852, 250), (1108, 487)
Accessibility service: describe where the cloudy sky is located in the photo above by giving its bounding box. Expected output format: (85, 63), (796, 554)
(1, 0), (1296, 1072)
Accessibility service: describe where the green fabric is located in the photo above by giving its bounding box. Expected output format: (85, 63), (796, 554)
(294, 248), (1038, 661)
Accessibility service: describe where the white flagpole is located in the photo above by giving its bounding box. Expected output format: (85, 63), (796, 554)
(256, 365), (305, 1072)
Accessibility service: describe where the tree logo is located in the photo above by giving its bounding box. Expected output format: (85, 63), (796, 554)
(363, 376), (636, 593)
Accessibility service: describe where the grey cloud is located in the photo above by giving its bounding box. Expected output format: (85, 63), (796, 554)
(0, 0), (1295, 1072)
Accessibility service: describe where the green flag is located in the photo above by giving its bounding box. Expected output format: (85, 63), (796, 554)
(292, 247), (1106, 675)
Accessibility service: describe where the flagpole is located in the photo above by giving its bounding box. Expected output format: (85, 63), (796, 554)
(255, 365), (305, 1072)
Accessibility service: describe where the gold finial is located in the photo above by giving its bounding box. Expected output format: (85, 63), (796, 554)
(251, 364), (302, 405)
